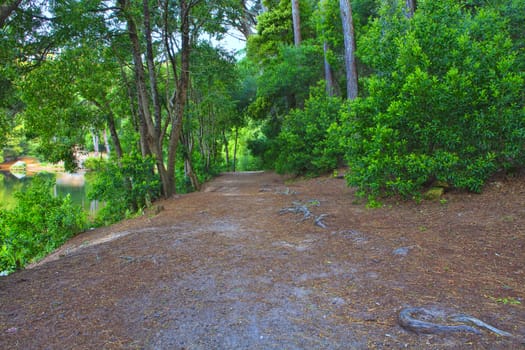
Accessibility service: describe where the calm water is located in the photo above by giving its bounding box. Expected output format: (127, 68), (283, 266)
(0, 171), (100, 216)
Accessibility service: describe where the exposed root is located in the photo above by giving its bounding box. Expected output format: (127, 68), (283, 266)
(450, 314), (513, 337)
(314, 214), (329, 228)
(399, 307), (513, 337)
(276, 187), (298, 195)
(280, 200), (328, 228)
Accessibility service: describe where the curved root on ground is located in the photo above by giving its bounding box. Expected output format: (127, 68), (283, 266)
(399, 307), (512, 337)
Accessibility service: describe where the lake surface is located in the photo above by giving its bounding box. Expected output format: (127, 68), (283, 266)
(0, 170), (101, 216)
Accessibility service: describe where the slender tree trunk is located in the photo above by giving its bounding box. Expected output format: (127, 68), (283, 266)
(323, 41), (337, 96)
(106, 111), (123, 159)
(143, 0), (162, 139)
(119, 0), (170, 196)
(89, 98), (123, 159)
(181, 130), (201, 191)
(223, 131), (230, 171)
(91, 130), (100, 156)
(339, 0), (358, 100)
(184, 157), (200, 191)
(137, 111), (151, 157)
(233, 127), (239, 172)
(103, 129), (111, 156)
(166, 0), (191, 196)
(291, 0), (301, 46)
(405, 0), (416, 18)
(116, 55), (148, 156)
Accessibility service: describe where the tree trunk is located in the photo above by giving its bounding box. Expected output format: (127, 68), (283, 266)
(166, 0), (191, 196)
(91, 130), (100, 156)
(291, 0), (301, 46)
(323, 41), (337, 96)
(119, 0), (170, 196)
(339, 0), (358, 100)
(103, 129), (111, 156)
(116, 54), (147, 156)
(181, 128), (201, 191)
(405, 0), (416, 18)
(233, 127), (239, 172)
(223, 131), (230, 171)
(184, 157), (200, 191)
(143, 0), (163, 139)
(106, 111), (123, 159)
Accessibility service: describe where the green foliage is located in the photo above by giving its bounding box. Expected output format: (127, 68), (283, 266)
(247, 1), (293, 63)
(87, 154), (161, 225)
(255, 44), (324, 115)
(0, 173), (86, 272)
(246, 43), (324, 167)
(247, 0), (316, 64)
(245, 0), (381, 172)
(18, 57), (96, 171)
(275, 84), (344, 175)
(339, 0), (525, 200)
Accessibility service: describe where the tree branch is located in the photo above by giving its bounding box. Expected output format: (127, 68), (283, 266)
(0, 0), (22, 27)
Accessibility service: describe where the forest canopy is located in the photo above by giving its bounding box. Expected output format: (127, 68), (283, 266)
(0, 0), (523, 205)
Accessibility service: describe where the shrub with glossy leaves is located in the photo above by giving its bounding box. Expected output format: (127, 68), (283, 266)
(275, 84), (344, 176)
(0, 173), (86, 272)
(339, 0), (525, 200)
(88, 153), (161, 225)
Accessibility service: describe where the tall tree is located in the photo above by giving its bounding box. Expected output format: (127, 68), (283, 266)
(117, 0), (246, 195)
(339, 0), (358, 99)
(317, 0), (339, 96)
(291, 0), (301, 46)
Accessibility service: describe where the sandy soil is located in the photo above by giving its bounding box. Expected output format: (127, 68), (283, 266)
(0, 171), (524, 349)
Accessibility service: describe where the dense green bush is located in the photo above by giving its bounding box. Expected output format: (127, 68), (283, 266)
(87, 153), (161, 225)
(275, 85), (344, 175)
(338, 0), (525, 200)
(0, 173), (86, 272)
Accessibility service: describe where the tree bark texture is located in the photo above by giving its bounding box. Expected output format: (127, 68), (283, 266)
(291, 0), (301, 46)
(143, 0), (163, 140)
(181, 125), (201, 191)
(119, 0), (171, 196)
(339, 0), (358, 100)
(405, 0), (416, 18)
(166, 0), (191, 196)
(323, 41), (337, 96)
(233, 127), (239, 172)
(106, 111), (123, 159)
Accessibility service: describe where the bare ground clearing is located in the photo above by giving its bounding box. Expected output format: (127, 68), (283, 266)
(1, 171), (524, 349)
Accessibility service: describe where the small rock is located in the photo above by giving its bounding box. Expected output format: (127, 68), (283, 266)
(393, 246), (411, 256)
(6, 327), (18, 334)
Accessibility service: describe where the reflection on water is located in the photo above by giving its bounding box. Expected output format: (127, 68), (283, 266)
(0, 171), (100, 216)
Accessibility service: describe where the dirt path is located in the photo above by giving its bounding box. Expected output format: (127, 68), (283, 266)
(1, 171), (524, 349)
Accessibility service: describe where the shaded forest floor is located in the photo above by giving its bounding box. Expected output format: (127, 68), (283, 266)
(1, 171), (524, 349)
